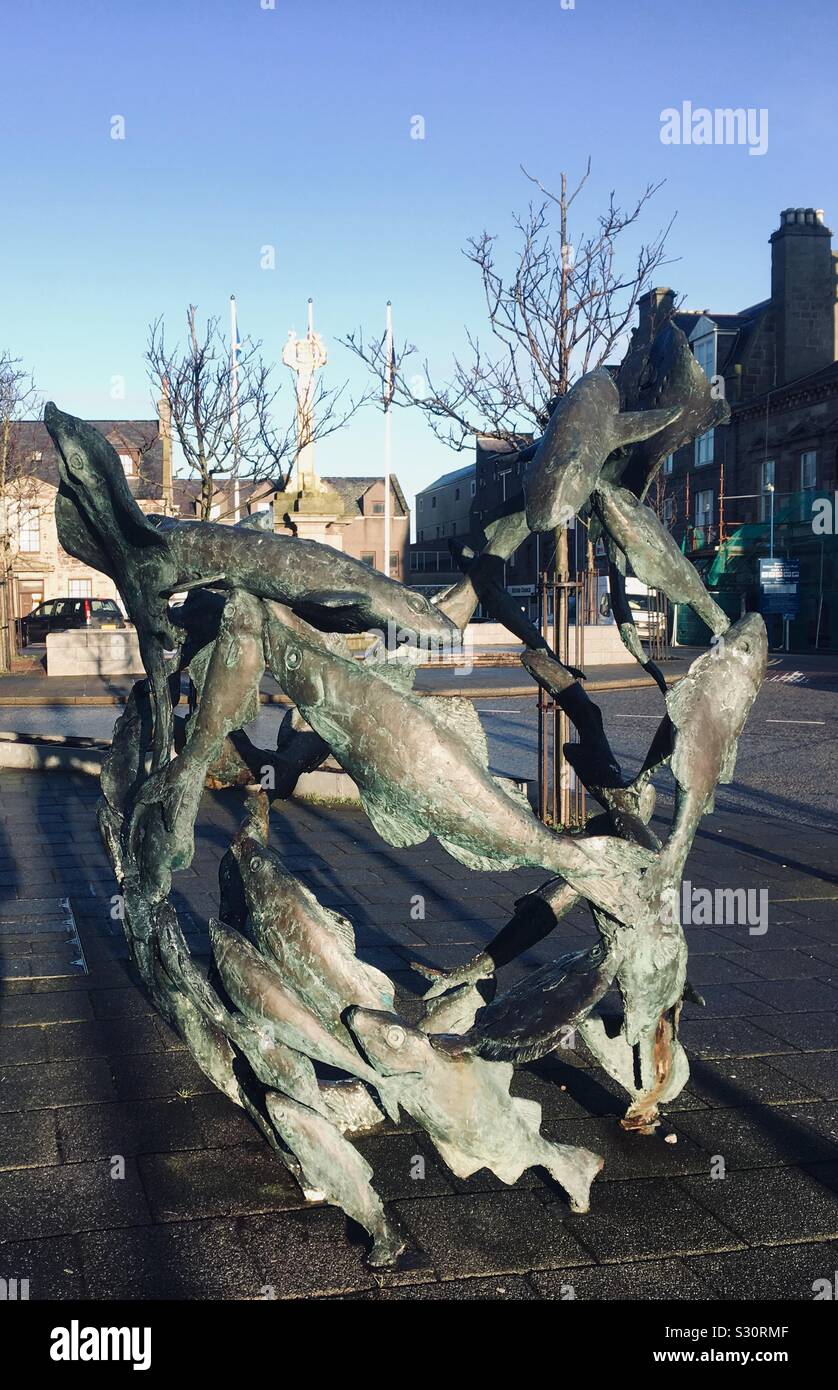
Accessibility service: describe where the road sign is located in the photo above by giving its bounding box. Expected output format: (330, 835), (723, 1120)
(759, 557), (800, 617)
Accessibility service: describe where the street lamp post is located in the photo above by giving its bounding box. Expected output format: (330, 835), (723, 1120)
(764, 482), (775, 559)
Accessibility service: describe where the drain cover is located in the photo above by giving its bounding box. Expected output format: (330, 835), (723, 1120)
(0, 897), (88, 980)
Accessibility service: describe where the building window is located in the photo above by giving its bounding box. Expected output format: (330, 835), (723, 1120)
(431, 496), (436, 509)
(695, 489), (714, 528)
(800, 451), (817, 491)
(30, 450), (42, 463)
(68, 579), (92, 598)
(372, 502), (384, 514)
(210, 504), (221, 520)
(454, 488), (460, 501)
(470, 479), (476, 497)
(663, 453), (674, 475)
(14, 506), (40, 553)
(759, 459), (775, 520)
(693, 332), (716, 380)
(695, 429), (714, 467)
(389, 552), (400, 573)
(119, 453), (134, 476)
(662, 497), (675, 528)
(361, 552), (375, 567)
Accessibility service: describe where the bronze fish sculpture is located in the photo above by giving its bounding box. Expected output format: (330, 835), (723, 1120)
(347, 1007), (604, 1212)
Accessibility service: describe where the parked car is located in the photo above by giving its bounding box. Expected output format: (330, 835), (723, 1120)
(21, 597), (126, 646)
(624, 577), (667, 640)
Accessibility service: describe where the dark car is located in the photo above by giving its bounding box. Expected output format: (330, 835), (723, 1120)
(22, 597), (126, 646)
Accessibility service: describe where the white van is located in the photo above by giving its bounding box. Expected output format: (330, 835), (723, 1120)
(624, 576), (667, 640)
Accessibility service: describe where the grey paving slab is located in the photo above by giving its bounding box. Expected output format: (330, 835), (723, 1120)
(680, 1166), (838, 1244)
(549, 1178), (745, 1264)
(532, 1258), (717, 1301)
(376, 1273), (537, 1300)
(0, 1057), (118, 1112)
(0, 1157), (152, 1241)
(238, 1208), (379, 1299)
(686, 1057), (823, 1107)
(753, 1013), (838, 1051)
(672, 1104), (838, 1169)
(137, 1145), (304, 1223)
(78, 1220), (264, 1300)
(0, 1108), (59, 1169)
(393, 1191), (594, 1278)
(764, 1051), (838, 1100)
(0, 1235), (84, 1299)
(55, 1098), (207, 1162)
(684, 1240), (838, 1300)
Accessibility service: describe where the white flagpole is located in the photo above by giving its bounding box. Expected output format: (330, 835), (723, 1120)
(383, 300), (393, 578)
(230, 294), (240, 521)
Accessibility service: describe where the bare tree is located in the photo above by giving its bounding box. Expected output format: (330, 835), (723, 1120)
(343, 162), (676, 449)
(147, 307), (371, 521)
(0, 353), (42, 673)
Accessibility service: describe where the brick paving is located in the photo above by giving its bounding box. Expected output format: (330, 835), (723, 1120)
(0, 769), (836, 1300)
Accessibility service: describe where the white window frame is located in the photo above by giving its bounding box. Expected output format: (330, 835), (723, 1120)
(695, 429), (715, 467)
(800, 451), (817, 490)
(695, 489), (714, 528)
(68, 579), (92, 598)
(119, 453), (134, 476)
(14, 505), (40, 553)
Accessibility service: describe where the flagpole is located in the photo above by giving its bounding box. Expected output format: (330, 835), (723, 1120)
(383, 300), (393, 578)
(230, 294), (240, 521)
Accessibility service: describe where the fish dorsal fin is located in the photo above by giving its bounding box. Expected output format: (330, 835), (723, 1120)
(359, 786), (430, 850)
(293, 877), (357, 952)
(437, 836), (518, 872)
(492, 775), (532, 811)
(424, 696), (488, 765)
(364, 654), (417, 694)
(324, 908), (356, 953)
(611, 405), (682, 447)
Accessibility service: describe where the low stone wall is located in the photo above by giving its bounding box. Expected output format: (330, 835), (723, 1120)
(46, 629), (144, 677)
(465, 620), (628, 665)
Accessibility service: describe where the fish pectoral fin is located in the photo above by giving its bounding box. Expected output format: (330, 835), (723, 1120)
(359, 789), (429, 850)
(424, 696), (488, 765)
(611, 404), (682, 446)
(431, 1136), (483, 1180)
(437, 837), (512, 872)
(300, 588), (369, 610)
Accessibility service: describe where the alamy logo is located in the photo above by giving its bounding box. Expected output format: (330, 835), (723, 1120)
(50, 1322), (151, 1372)
(662, 880), (768, 934)
(660, 102), (768, 156)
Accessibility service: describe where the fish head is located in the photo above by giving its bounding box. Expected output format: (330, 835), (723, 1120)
(346, 1007), (429, 1075)
(523, 371), (618, 533)
(262, 603), (329, 706)
(719, 612), (768, 698)
(296, 577), (460, 649)
(44, 403), (168, 555)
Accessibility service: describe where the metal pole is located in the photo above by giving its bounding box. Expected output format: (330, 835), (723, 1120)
(230, 295), (240, 521)
(383, 301), (393, 578)
(769, 487), (774, 559)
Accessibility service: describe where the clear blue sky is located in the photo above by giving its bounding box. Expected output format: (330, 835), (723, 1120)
(2, 0), (835, 512)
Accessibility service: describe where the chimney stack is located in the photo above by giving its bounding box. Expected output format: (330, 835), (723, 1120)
(770, 208), (838, 385)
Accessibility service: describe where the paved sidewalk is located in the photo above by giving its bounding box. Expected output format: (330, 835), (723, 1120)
(2, 647), (837, 707)
(0, 771), (836, 1300)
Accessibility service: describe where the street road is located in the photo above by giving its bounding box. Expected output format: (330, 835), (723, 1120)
(1, 663), (835, 832)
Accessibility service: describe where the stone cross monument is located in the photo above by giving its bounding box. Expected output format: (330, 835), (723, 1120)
(282, 298), (328, 493)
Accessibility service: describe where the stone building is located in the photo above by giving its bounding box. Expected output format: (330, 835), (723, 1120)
(645, 206), (838, 649)
(4, 417), (169, 625)
(4, 411), (410, 632)
(409, 438), (584, 623)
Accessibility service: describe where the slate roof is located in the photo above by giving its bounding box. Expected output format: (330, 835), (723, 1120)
(9, 419), (164, 502)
